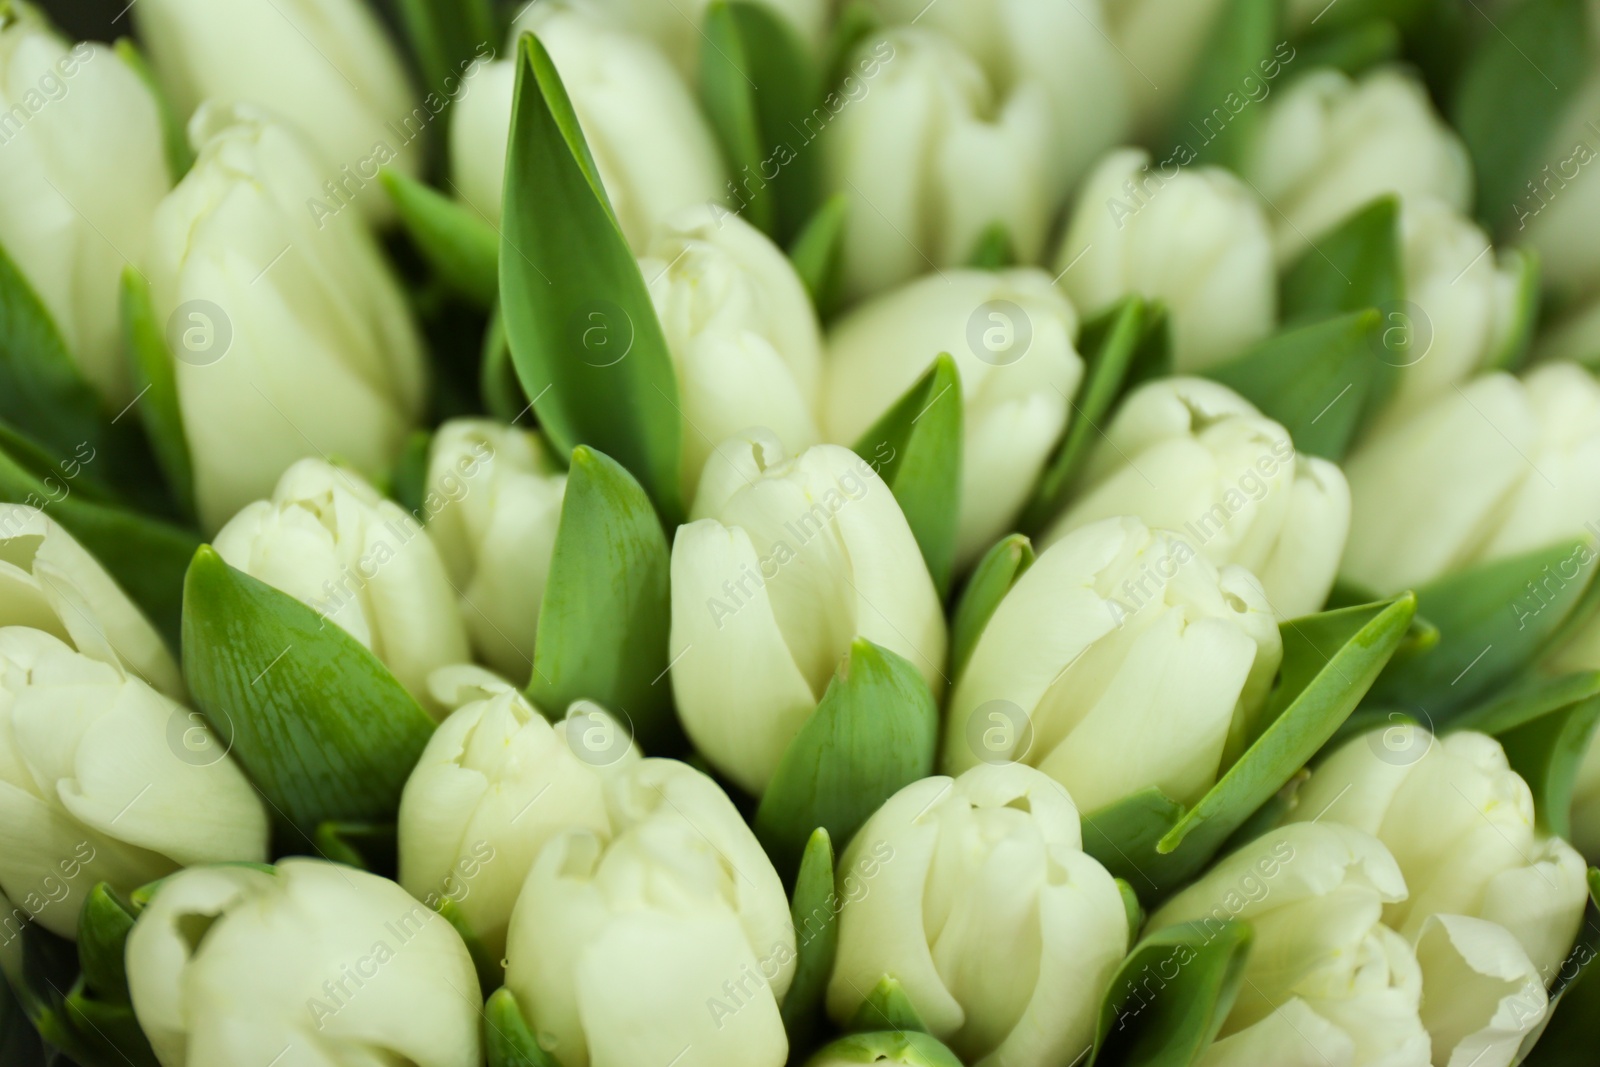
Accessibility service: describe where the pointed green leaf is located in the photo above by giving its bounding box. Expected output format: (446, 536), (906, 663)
(1496, 692), (1600, 838)
(783, 828), (839, 1054)
(950, 534), (1035, 682)
(1090, 921), (1252, 1067)
(485, 987), (563, 1067)
(120, 267), (195, 519)
(848, 976), (927, 1034)
(1290, 19), (1401, 77)
(966, 223), (1016, 270)
(1279, 195), (1402, 322)
(528, 447), (672, 747)
(789, 193), (849, 317)
(393, 0), (497, 111)
(1116, 878), (1145, 946)
(0, 237), (104, 463)
(76, 884), (141, 1004)
(1203, 309), (1382, 461)
(113, 38), (193, 181)
(1164, 0), (1279, 167)
(807, 1031), (963, 1067)
(501, 34), (683, 521)
(756, 640), (938, 879)
(479, 305), (527, 425)
(1081, 788), (1187, 893)
(1452, 670), (1600, 736)
(382, 168), (500, 307)
(181, 546), (437, 833)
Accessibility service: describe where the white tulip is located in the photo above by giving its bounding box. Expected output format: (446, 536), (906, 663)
(504, 758), (795, 1067)
(669, 435), (947, 795)
(945, 516), (1282, 814)
(1289, 729), (1588, 982)
(1341, 363), (1600, 594)
(581, 0), (828, 78)
(641, 207), (824, 502)
(145, 103), (426, 532)
(1102, 0), (1231, 135)
(127, 859), (482, 1067)
(133, 0), (421, 220)
(1148, 823), (1431, 1067)
(858, 0), (1129, 195)
(822, 269), (1084, 565)
(826, 764), (1128, 1067)
(0, 628), (268, 940)
(449, 1), (724, 251)
(1244, 68), (1473, 260)
(1412, 914), (1550, 1067)
(1516, 69), (1600, 302)
(214, 459), (470, 715)
(424, 420), (566, 682)
(0, 4), (168, 404)
(0, 504), (183, 699)
(398, 664), (638, 961)
(1056, 148), (1276, 371)
(825, 28), (1056, 300)
(1042, 378), (1350, 619)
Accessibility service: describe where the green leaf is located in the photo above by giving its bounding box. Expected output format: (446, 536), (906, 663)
(1452, 670), (1600, 736)
(1289, 19), (1402, 77)
(1203, 310), (1382, 461)
(848, 976), (927, 1034)
(436, 894), (503, 998)
(181, 546), (437, 834)
(1164, 0), (1279, 168)
(1082, 788), (1188, 893)
(1020, 297), (1169, 533)
(528, 447), (673, 748)
(1496, 692), (1600, 838)
(1116, 878), (1145, 946)
(824, 1), (884, 91)
(480, 305), (527, 424)
(113, 38), (193, 181)
(1452, 0), (1591, 232)
(76, 884), (141, 1004)
(806, 1031), (964, 1067)
(389, 431), (433, 520)
(485, 987), (563, 1067)
(701, 0), (824, 244)
(1485, 247), (1540, 372)
(1368, 539), (1598, 717)
(60, 984), (159, 1067)
(788, 193), (850, 318)
(311, 821), (398, 875)
(949, 534), (1035, 683)
(120, 267), (195, 520)
(851, 355), (962, 594)
(1090, 921), (1252, 1067)
(783, 828), (839, 1056)
(382, 169), (500, 307)
(1298, 0), (1431, 34)
(394, 0), (497, 114)
(756, 640), (938, 879)
(1279, 196), (1402, 323)
(500, 34), (684, 521)
(965, 223), (1016, 270)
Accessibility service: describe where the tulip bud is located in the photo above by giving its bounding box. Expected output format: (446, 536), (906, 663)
(583, 0), (828, 78)
(398, 664), (638, 960)
(1289, 729), (1588, 982)
(133, 0), (420, 220)
(1412, 913), (1552, 1067)
(822, 269), (1084, 565)
(826, 29), (1057, 300)
(1102, 0), (1231, 135)
(1042, 378), (1350, 619)
(0, 5), (168, 405)
(0, 504), (183, 700)
(946, 516), (1282, 813)
(145, 104), (426, 531)
(1243, 68), (1472, 260)
(826, 765), (1128, 1067)
(127, 859), (482, 1067)
(423, 420), (566, 681)
(1056, 148), (1276, 371)
(448, 2), (724, 251)
(669, 435), (947, 795)
(1341, 363), (1600, 594)
(1147, 823), (1431, 1067)
(504, 758), (795, 1067)
(214, 458), (471, 715)
(641, 207), (824, 501)
(0, 628), (268, 940)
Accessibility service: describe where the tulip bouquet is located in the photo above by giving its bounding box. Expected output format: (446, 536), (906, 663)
(6, 0), (1600, 1064)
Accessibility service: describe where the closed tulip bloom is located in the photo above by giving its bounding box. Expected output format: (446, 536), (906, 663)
(146, 104), (425, 532)
(0, 504), (182, 700)
(1243, 68), (1472, 260)
(1043, 378), (1350, 619)
(946, 517), (1282, 814)
(582, 0), (827, 77)
(822, 269), (1084, 565)
(133, 0), (420, 218)
(1102, 0), (1230, 134)
(1341, 363), (1600, 594)
(641, 207), (824, 501)
(827, 764), (1128, 1067)
(1289, 729), (1588, 982)
(1412, 913), (1551, 1067)
(449, 1), (724, 250)
(214, 459), (470, 715)
(398, 665), (637, 961)
(826, 29), (1055, 300)
(1148, 823), (1431, 1067)
(127, 859), (482, 1067)
(0, 5), (168, 405)
(1056, 148), (1276, 371)
(504, 759), (795, 1067)
(669, 434), (947, 795)
(0, 628), (268, 940)
(424, 420), (566, 682)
